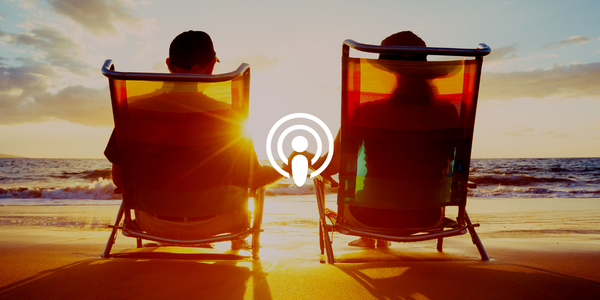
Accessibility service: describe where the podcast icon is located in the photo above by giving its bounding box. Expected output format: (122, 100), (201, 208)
(266, 113), (334, 186)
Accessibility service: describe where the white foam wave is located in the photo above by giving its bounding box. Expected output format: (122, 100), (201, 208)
(0, 178), (121, 200)
(41, 178), (120, 200)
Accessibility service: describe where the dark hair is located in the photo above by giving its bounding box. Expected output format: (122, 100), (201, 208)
(379, 31), (427, 61)
(169, 30), (217, 70)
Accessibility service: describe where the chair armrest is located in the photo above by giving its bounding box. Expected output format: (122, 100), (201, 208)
(312, 173), (338, 188)
(321, 174), (339, 188)
(307, 163), (338, 188)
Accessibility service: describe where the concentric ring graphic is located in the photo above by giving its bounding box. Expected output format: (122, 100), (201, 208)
(266, 113), (334, 178)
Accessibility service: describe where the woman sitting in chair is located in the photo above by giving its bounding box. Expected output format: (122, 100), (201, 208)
(302, 31), (459, 248)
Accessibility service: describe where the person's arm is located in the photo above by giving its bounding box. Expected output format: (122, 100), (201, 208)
(111, 164), (123, 193)
(281, 131), (341, 187)
(249, 165), (284, 190)
(104, 130), (123, 193)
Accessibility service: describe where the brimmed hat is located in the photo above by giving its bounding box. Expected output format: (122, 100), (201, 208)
(367, 59), (462, 80)
(372, 31), (461, 79)
(379, 31), (427, 61)
(169, 30), (219, 70)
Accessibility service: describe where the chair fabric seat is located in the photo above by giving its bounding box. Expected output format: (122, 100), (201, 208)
(340, 205), (444, 233)
(135, 209), (250, 240)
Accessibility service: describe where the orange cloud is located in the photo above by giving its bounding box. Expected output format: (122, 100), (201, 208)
(0, 64), (112, 127)
(503, 126), (569, 138)
(542, 36), (590, 49)
(485, 45), (518, 62)
(48, 0), (148, 36)
(2, 25), (91, 75)
(481, 62), (600, 100)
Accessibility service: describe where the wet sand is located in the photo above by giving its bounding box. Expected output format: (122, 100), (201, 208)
(0, 197), (599, 299)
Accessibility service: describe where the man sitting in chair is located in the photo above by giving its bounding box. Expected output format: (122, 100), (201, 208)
(305, 31), (458, 248)
(105, 30), (282, 249)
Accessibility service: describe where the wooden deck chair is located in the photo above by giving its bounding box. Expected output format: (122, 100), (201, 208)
(314, 40), (491, 263)
(101, 60), (265, 259)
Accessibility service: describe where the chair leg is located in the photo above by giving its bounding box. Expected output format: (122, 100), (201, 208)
(252, 187), (265, 260)
(436, 238), (443, 252)
(314, 178), (335, 263)
(136, 238), (143, 248)
(252, 229), (261, 260)
(465, 211), (489, 261)
(319, 220), (325, 255)
(322, 222), (335, 264)
(102, 202), (125, 258)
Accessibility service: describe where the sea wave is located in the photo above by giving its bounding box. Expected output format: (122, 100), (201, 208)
(0, 179), (337, 200)
(1, 179), (598, 201)
(53, 168), (112, 181)
(469, 186), (600, 198)
(2, 156), (600, 201)
(0, 178), (120, 200)
(469, 174), (577, 186)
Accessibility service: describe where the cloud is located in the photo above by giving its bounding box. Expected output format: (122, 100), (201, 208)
(222, 54), (281, 74)
(0, 63), (112, 126)
(504, 125), (534, 136)
(586, 120), (600, 130)
(133, 40), (155, 61)
(2, 25), (91, 75)
(542, 36), (590, 49)
(12, 0), (37, 10)
(151, 61), (168, 72)
(485, 45), (518, 62)
(34, 85), (112, 126)
(481, 62), (600, 100)
(48, 0), (147, 36)
(0, 63), (55, 97)
(541, 131), (569, 138)
(503, 126), (569, 138)
(0, 21), (114, 127)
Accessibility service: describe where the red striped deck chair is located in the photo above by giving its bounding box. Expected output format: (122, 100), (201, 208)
(314, 40), (491, 263)
(101, 60), (265, 259)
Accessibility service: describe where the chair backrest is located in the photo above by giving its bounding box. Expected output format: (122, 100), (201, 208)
(337, 40), (489, 215)
(102, 61), (253, 218)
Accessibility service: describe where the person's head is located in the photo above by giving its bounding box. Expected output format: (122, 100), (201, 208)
(166, 30), (219, 74)
(379, 31), (427, 61)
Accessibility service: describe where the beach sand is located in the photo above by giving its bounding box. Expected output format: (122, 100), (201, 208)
(1, 197), (599, 299)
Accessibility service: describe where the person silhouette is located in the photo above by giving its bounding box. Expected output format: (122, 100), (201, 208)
(296, 31), (457, 248)
(104, 30), (283, 249)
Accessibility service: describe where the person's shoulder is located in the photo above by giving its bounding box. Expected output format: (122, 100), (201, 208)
(357, 99), (388, 112)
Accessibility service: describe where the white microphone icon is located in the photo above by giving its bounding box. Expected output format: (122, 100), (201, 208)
(266, 113), (334, 187)
(290, 136), (309, 186)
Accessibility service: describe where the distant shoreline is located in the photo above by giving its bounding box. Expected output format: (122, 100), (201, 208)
(0, 153), (27, 158)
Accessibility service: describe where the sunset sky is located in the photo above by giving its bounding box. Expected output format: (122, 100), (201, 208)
(0, 0), (599, 159)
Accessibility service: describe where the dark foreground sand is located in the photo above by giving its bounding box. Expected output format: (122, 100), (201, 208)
(0, 198), (599, 299)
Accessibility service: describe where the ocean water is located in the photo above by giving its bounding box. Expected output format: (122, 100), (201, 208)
(0, 157), (599, 205)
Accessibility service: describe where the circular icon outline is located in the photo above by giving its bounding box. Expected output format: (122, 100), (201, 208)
(266, 113), (334, 178)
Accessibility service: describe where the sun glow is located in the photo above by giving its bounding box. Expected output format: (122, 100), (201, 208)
(248, 199), (255, 214)
(242, 117), (265, 142)
(241, 119), (253, 140)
